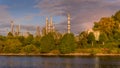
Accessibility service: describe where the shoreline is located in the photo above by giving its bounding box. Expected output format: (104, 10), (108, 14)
(0, 53), (120, 56)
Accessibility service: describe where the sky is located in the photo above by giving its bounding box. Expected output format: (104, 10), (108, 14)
(0, 0), (120, 35)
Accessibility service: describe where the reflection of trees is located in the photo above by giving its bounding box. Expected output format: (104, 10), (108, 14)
(44, 60), (49, 68)
(95, 57), (99, 68)
(64, 59), (71, 68)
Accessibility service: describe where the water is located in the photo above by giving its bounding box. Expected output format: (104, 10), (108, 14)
(0, 56), (120, 68)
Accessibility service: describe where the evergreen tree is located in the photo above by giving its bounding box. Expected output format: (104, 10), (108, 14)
(22, 44), (39, 53)
(78, 31), (88, 48)
(99, 32), (108, 45)
(32, 36), (41, 47)
(114, 10), (120, 22)
(40, 33), (55, 53)
(7, 32), (14, 39)
(24, 34), (33, 45)
(87, 32), (95, 46)
(59, 33), (77, 54)
(3, 39), (22, 53)
(114, 31), (120, 41)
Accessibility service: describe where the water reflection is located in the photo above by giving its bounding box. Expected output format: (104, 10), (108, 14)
(0, 56), (120, 68)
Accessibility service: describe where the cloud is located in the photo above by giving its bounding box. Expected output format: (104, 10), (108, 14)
(35, 0), (120, 34)
(0, 5), (12, 35)
(0, 5), (11, 23)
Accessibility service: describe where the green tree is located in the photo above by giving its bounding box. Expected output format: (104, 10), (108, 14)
(114, 10), (120, 22)
(87, 32), (95, 46)
(24, 34), (34, 45)
(0, 40), (4, 53)
(40, 33), (55, 53)
(21, 44), (39, 53)
(32, 36), (41, 47)
(99, 32), (108, 45)
(3, 39), (22, 53)
(59, 33), (77, 54)
(114, 30), (120, 41)
(93, 17), (115, 39)
(0, 35), (6, 41)
(78, 31), (88, 48)
(17, 36), (25, 46)
(7, 32), (14, 39)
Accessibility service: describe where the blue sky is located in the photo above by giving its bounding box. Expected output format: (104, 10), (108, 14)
(0, 0), (120, 35)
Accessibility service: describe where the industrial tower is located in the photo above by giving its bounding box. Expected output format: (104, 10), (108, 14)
(45, 17), (49, 34)
(36, 26), (40, 36)
(67, 13), (71, 33)
(10, 21), (14, 34)
(45, 16), (54, 34)
(16, 24), (20, 35)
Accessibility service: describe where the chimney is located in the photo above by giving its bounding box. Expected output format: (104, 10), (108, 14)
(46, 17), (49, 34)
(67, 13), (71, 33)
(10, 21), (14, 34)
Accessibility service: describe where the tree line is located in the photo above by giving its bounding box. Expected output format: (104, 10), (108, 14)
(0, 10), (120, 54)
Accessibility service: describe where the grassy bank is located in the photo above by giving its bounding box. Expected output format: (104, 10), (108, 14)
(0, 48), (120, 56)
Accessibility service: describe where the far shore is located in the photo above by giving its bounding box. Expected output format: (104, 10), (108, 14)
(0, 53), (120, 56)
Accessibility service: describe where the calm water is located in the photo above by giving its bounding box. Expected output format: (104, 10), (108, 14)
(0, 56), (120, 68)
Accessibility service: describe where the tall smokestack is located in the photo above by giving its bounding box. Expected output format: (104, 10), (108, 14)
(10, 21), (14, 34)
(15, 24), (21, 36)
(50, 16), (53, 32)
(36, 26), (40, 36)
(16, 25), (19, 35)
(46, 17), (49, 34)
(18, 24), (20, 33)
(67, 13), (71, 33)
(53, 23), (55, 32)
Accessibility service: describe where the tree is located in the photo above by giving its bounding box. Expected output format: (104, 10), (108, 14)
(7, 32), (14, 39)
(17, 36), (25, 46)
(40, 33), (55, 53)
(0, 40), (4, 53)
(32, 36), (41, 47)
(59, 33), (77, 54)
(99, 32), (108, 45)
(93, 17), (115, 37)
(0, 35), (6, 41)
(21, 44), (39, 53)
(114, 10), (120, 22)
(87, 32), (95, 46)
(114, 30), (120, 41)
(3, 39), (22, 53)
(24, 34), (34, 45)
(78, 31), (88, 48)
